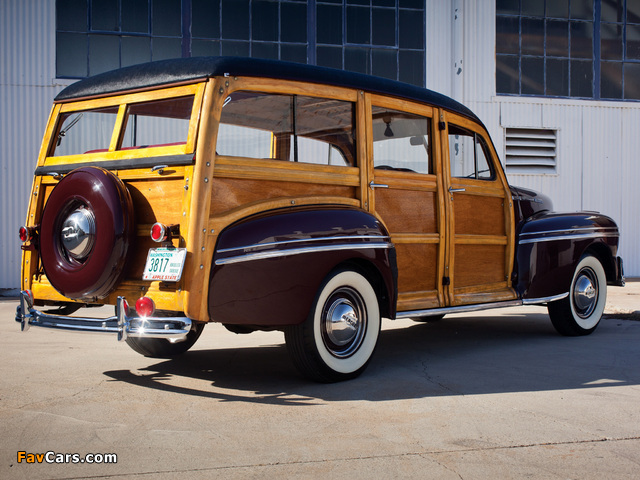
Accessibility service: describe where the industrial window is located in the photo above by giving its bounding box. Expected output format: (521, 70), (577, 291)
(56, 0), (426, 87)
(496, 0), (640, 100)
(504, 127), (557, 174)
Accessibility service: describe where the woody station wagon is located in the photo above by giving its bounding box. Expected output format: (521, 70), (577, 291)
(17, 57), (624, 382)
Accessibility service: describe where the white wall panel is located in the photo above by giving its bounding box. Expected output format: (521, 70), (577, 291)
(0, 0), (61, 290)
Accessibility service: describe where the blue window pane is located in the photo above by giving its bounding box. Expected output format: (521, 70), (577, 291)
(317, 46), (343, 69)
(191, 39), (220, 56)
(373, 0), (395, 7)
(547, 0), (569, 18)
(627, 24), (640, 60)
(122, 36), (151, 67)
(92, 0), (119, 31)
(122, 0), (149, 33)
(399, 9), (423, 49)
(192, 0), (219, 38)
(372, 8), (395, 46)
(317, 5), (342, 45)
(601, 23), (623, 60)
(221, 40), (250, 57)
(252, 1), (278, 41)
(281, 2), (307, 43)
(57, 0), (88, 32)
(546, 58), (568, 96)
(497, 16), (520, 54)
(345, 46), (369, 74)
(571, 1), (593, 20)
(280, 44), (307, 64)
(347, 6), (370, 44)
(89, 34), (120, 75)
(222, 0), (249, 40)
(57, 32), (87, 77)
(252, 42), (279, 60)
(624, 63), (640, 99)
(152, 37), (182, 60)
(601, 61), (623, 98)
(496, 54), (519, 94)
(372, 48), (397, 80)
(399, 0), (423, 9)
(521, 18), (544, 55)
(153, 0), (182, 36)
(522, 0), (544, 17)
(602, 0), (625, 23)
(570, 21), (593, 58)
(497, 0), (519, 15)
(399, 49), (423, 86)
(570, 60), (593, 97)
(521, 57), (544, 94)
(546, 20), (568, 56)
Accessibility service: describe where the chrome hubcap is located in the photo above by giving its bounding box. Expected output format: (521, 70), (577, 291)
(61, 206), (96, 260)
(322, 287), (367, 358)
(573, 267), (598, 319)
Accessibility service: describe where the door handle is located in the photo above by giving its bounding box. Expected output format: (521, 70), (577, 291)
(448, 187), (466, 193)
(369, 181), (389, 189)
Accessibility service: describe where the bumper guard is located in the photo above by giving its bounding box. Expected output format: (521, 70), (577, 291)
(15, 291), (192, 342)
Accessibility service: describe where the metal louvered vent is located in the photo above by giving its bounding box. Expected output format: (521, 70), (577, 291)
(504, 128), (557, 174)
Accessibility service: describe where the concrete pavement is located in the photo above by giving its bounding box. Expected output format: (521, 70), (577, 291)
(1, 282), (638, 479)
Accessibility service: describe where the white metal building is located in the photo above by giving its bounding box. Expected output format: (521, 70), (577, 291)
(0, 0), (637, 292)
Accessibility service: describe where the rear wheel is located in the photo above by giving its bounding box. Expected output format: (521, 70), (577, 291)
(285, 269), (381, 382)
(548, 255), (607, 336)
(125, 322), (205, 358)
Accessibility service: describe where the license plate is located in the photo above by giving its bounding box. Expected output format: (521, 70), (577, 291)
(142, 248), (187, 282)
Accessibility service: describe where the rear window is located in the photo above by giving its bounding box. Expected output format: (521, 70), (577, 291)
(50, 95), (195, 156)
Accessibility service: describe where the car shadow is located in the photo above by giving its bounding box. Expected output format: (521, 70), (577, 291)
(103, 313), (640, 405)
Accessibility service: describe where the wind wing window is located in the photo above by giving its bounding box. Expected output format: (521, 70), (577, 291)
(448, 125), (494, 180)
(218, 92), (356, 167)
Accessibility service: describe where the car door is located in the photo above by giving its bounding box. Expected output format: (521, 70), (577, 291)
(367, 95), (446, 312)
(440, 110), (517, 306)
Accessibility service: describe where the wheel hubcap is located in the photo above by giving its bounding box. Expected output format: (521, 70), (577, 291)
(61, 206), (96, 260)
(322, 287), (367, 358)
(573, 267), (598, 319)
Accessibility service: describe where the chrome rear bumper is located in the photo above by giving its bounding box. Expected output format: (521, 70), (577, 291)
(15, 291), (191, 342)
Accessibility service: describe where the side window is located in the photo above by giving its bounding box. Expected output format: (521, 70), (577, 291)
(372, 106), (432, 174)
(217, 92), (356, 167)
(448, 125), (494, 180)
(51, 107), (119, 156)
(121, 96), (194, 148)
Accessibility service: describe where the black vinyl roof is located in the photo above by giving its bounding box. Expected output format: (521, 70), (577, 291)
(55, 56), (479, 123)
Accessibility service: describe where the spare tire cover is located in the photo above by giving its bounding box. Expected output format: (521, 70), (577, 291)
(40, 167), (135, 299)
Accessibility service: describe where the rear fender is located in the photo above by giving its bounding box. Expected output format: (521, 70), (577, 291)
(208, 206), (397, 326)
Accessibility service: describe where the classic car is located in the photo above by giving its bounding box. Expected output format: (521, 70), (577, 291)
(17, 57), (624, 382)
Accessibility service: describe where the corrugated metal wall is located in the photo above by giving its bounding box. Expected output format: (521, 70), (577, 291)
(0, 0), (66, 290)
(0, 1), (637, 291)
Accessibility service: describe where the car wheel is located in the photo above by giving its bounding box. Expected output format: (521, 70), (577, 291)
(285, 269), (381, 382)
(547, 254), (607, 336)
(39, 167), (134, 299)
(125, 322), (205, 358)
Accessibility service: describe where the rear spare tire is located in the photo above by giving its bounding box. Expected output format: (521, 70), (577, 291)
(40, 167), (135, 299)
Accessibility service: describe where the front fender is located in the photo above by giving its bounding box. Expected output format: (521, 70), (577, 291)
(515, 211), (621, 299)
(208, 206), (397, 326)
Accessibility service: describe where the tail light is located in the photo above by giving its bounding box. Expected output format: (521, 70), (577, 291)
(19, 226), (36, 243)
(150, 223), (179, 243)
(135, 296), (156, 317)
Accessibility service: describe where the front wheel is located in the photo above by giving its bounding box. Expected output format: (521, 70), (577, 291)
(285, 269), (381, 382)
(547, 255), (607, 336)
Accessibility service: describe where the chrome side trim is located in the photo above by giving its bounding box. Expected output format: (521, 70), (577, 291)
(519, 232), (619, 245)
(216, 235), (391, 254)
(396, 292), (569, 319)
(215, 242), (392, 266)
(16, 291), (191, 342)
